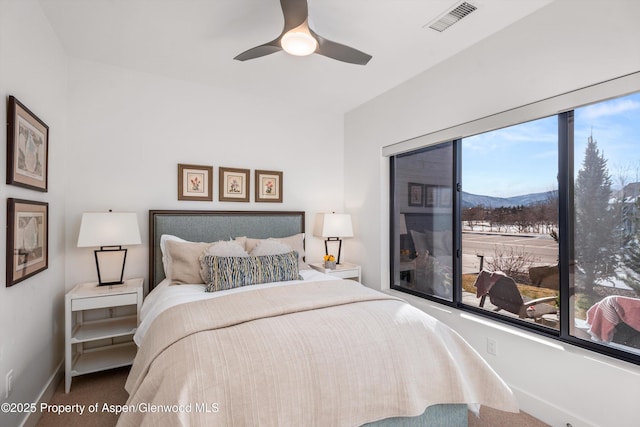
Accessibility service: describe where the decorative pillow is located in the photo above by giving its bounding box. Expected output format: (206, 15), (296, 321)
(409, 230), (430, 257)
(164, 240), (212, 284)
(245, 233), (309, 269)
(203, 240), (249, 257)
(161, 235), (247, 282)
(249, 240), (293, 256)
(199, 241), (249, 283)
(160, 234), (188, 280)
(425, 230), (452, 255)
(202, 251), (300, 292)
(409, 229), (452, 257)
(233, 236), (247, 251)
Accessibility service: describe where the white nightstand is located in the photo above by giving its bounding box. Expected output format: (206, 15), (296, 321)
(310, 262), (361, 282)
(65, 277), (143, 393)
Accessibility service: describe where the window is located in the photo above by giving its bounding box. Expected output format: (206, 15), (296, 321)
(391, 142), (454, 302)
(390, 91), (640, 364)
(461, 117), (559, 329)
(570, 94), (640, 356)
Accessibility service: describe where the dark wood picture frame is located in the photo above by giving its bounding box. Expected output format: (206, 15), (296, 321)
(7, 198), (49, 287)
(408, 183), (424, 207)
(219, 167), (250, 202)
(7, 96), (49, 192)
(255, 170), (283, 203)
(178, 164), (213, 201)
(425, 185), (438, 207)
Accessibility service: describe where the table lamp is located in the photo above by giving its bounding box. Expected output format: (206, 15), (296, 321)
(313, 213), (353, 264)
(77, 211), (141, 286)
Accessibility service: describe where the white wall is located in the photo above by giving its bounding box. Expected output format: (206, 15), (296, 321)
(1, 2), (345, 424)
(345, 1), (640, 426)
(0, 1), (68, 426)
(64, 59), (346, 290)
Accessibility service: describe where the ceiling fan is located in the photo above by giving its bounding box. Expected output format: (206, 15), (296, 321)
(234, 0), (372, 65)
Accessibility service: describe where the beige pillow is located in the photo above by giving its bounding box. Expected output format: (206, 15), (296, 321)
(245, 233), (308, 269)
(164, 240), (211, 284)
(250, 240), (293, 256)
(202, 240), (249, 257)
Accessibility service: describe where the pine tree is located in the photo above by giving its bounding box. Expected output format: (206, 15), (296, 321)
(574, 134), (616, 294)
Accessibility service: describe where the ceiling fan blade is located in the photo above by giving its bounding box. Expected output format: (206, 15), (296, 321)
(311, 30), (372, 65)
(280, 0), (309, 33)
(234, 40), (282, 61)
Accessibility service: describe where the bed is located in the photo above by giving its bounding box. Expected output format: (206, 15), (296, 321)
(117, 210), (519, 426)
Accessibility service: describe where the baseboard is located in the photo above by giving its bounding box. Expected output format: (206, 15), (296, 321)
(21, 360), (64, 427)
(511, 384), (595, 427)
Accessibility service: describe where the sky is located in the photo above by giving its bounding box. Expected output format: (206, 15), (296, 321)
(462, 91), (640, 198)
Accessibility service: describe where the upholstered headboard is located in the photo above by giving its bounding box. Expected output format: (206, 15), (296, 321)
(148, 210), (305, 290)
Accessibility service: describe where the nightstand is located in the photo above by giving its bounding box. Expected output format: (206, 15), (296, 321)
(64, 277), (143, 393)
(310, 262), (361, 282)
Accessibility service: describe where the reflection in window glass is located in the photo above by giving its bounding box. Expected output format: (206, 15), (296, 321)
(461, 117), (560, 329)
(391, 142), (454, 301)
(572, 92), (640, 354)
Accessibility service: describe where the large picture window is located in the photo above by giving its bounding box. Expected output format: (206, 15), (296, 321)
(390, 90), (640, 364)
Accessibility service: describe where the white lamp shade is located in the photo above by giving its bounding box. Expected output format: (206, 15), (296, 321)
(399, 214), (408, 235)
(77, 212), (142, 247)
(313, 213), (354, 238)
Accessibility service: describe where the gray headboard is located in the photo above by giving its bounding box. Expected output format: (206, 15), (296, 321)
(149, 210), (305, 290)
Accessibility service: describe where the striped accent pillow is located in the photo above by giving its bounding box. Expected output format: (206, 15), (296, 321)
(202, 251), (300, 292)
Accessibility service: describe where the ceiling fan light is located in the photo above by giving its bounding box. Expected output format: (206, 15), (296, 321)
(281, 30), (317, 56)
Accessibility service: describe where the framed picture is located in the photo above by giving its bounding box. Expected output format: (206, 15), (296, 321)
(7, 96), (49, 192)
(425, 185), (437, 207)
(178, 164), (213, 201)
(219, 167), (250, 202)
(255, 170), (283, 203)
(6, 198), (48, 287)
(408, 183), (424, 207)
(438, 186), (452, 208)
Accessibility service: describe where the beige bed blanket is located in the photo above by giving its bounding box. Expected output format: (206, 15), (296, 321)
(118, 280), (518, 426)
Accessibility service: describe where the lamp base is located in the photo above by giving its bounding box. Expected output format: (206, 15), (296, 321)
(324, 237), (344, 265)
(94, 246), (128, 286)
(96, 280), (125, 287)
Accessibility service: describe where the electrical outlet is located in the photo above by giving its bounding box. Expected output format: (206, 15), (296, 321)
(6, 369), (14, 398)
(487, 338), (497, 356)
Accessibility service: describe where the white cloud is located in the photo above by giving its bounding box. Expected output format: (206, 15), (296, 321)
(581, 99), (640, 120)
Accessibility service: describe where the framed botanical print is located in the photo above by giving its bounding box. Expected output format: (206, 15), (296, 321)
(408, 183), (424, 207)
(438, 186), (452, 208)
(178, 164), (213, 201)
(6, 198), (48, 287)
(425, 185), (437, 207)
(255, 170), (283, 203)
(219, 167), (250, 202)
(7, 96), (49, 192)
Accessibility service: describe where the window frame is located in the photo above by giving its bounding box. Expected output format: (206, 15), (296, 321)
(388, 77), (640, 366)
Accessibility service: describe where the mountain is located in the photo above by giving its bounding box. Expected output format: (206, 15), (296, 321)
(461, 190), (557, 209)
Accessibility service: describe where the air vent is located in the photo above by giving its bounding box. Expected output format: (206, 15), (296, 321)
(426, 1), (477, 32)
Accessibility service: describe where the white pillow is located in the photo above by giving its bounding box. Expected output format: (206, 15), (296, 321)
(203, 240), (249, 257)
(250, 240), (293, 256)
(245, 233), (308, 269)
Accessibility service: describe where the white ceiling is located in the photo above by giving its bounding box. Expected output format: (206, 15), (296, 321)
(38, 0), (553, 114)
